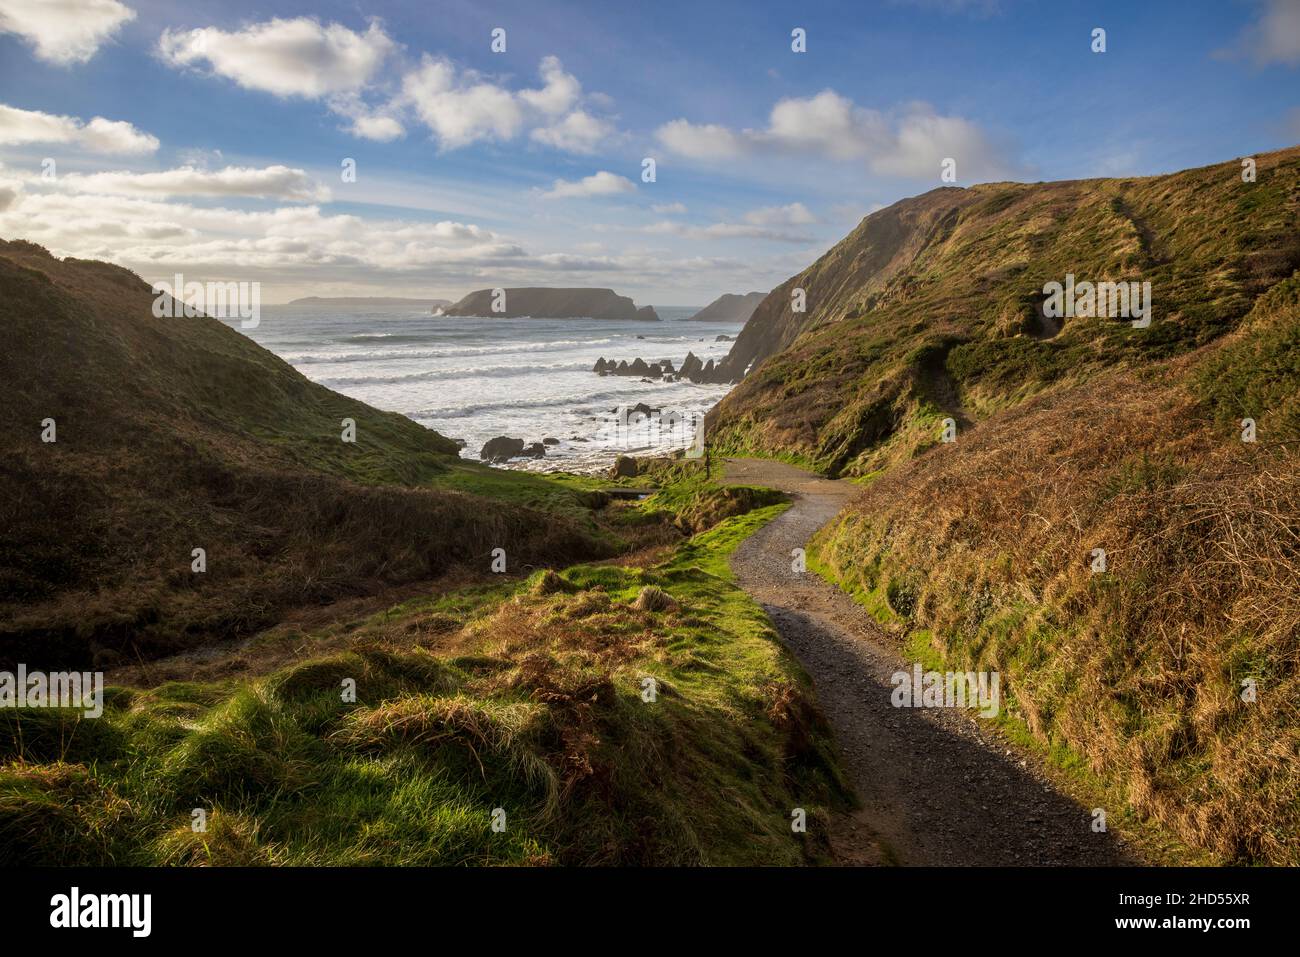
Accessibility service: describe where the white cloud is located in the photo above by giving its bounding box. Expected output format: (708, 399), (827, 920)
(0, 173), (769, 302)
(762, 90), (888, 159)
(0, 0), (134, 65)
(59, 165), (329, 201)
(655, 119), (746, 159)
(744, 202), (816, 226)
(159, 18), (393, 98)
(400, 55), (615, 153)
(656, 92), (1019, 180)
(0, 103), (158, 153)
(349, 114), (404, 141)
(651, 202), (687, 214)
(540, 170), (636, 199)
(1223, 0), (1300, 67)
(401, 56), (524, 148)
(530, 110), (615, 153)
(0, 181), (518, 274)
(517, 55), (581, 116)
(327, 93), (405, 141)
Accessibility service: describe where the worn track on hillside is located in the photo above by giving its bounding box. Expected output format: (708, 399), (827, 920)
(723, 457), (1133, 866)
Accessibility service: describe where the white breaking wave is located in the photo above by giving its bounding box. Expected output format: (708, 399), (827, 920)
(230, 303), (741, 469)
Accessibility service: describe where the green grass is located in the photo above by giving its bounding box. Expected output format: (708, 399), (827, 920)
(0, 501), (849, 866)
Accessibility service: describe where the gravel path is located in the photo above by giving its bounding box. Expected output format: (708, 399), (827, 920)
(724, 457), (1134, 866)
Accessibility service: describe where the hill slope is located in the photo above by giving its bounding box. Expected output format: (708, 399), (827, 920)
(707, 146), (1300, 863)
(710, 147), (1300, 467)
(0, 242), (607, 670)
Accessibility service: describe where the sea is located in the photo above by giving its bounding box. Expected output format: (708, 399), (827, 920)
(225, 303), (742, 472)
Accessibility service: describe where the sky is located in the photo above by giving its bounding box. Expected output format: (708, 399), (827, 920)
(0, 0), (1297, 304)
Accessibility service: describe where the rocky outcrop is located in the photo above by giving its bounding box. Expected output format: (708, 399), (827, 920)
(479, 436), (549, 462)
(685, 291), (766, 323)
(593, 356), (678, 379)
(443, 287), (659, 320)
(480, 436), (526, 462)
(592, 350), (738, 384)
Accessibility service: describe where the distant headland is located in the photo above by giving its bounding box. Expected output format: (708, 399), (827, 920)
(440, 287), (659, 320)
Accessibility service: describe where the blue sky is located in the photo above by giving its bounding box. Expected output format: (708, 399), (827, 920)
(0, 0), (1297, 303)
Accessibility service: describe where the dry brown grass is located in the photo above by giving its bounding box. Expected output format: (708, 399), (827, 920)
(815, 356), (1300, 863)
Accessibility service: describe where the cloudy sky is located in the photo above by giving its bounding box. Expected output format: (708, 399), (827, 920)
(0, 0), (1297, 304)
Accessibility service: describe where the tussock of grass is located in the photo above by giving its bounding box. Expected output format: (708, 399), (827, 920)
(0, 504), (848, 866)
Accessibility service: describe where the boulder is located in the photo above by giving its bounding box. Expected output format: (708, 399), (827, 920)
(611, 455), (638, 478)
(680, 352), (703, 380)
(520, 442), (547, 458)
(480, 436), (525, 462)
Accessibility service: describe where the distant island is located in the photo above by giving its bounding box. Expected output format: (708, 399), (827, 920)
(685, 291), (766, 323)
(441, 287), (659, 320)
(289, 296), (452, 307)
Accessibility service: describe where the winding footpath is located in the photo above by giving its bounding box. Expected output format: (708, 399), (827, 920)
(723, 458), (1133, 866)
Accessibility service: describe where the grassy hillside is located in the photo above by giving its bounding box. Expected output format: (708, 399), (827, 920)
(0, 501), (850, 866)
(709, 146), (1300, 474)
(709, 147), (1300, 864)
(0, 241), (618, 670)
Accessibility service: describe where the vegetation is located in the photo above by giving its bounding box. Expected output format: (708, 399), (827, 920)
(706, 148), (1300, 864)
(0, 241), (670, 670)
(0, 498), (850, 865)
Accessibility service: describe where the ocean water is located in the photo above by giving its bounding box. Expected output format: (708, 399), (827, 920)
(226, 303), (742, 471)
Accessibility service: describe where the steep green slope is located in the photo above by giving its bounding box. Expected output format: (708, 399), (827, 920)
(0, 242), (610, 670)
(709, 146), (1300, 475)
(708, 147), (1300, 864)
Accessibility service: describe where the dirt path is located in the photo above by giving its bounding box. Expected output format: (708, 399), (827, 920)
(724, 457), (1134, 866)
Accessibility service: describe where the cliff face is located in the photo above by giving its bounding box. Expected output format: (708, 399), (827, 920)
(706, 188), (980, 383)
(443, 287), (659, 320)
(685, 291), (766, 323)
